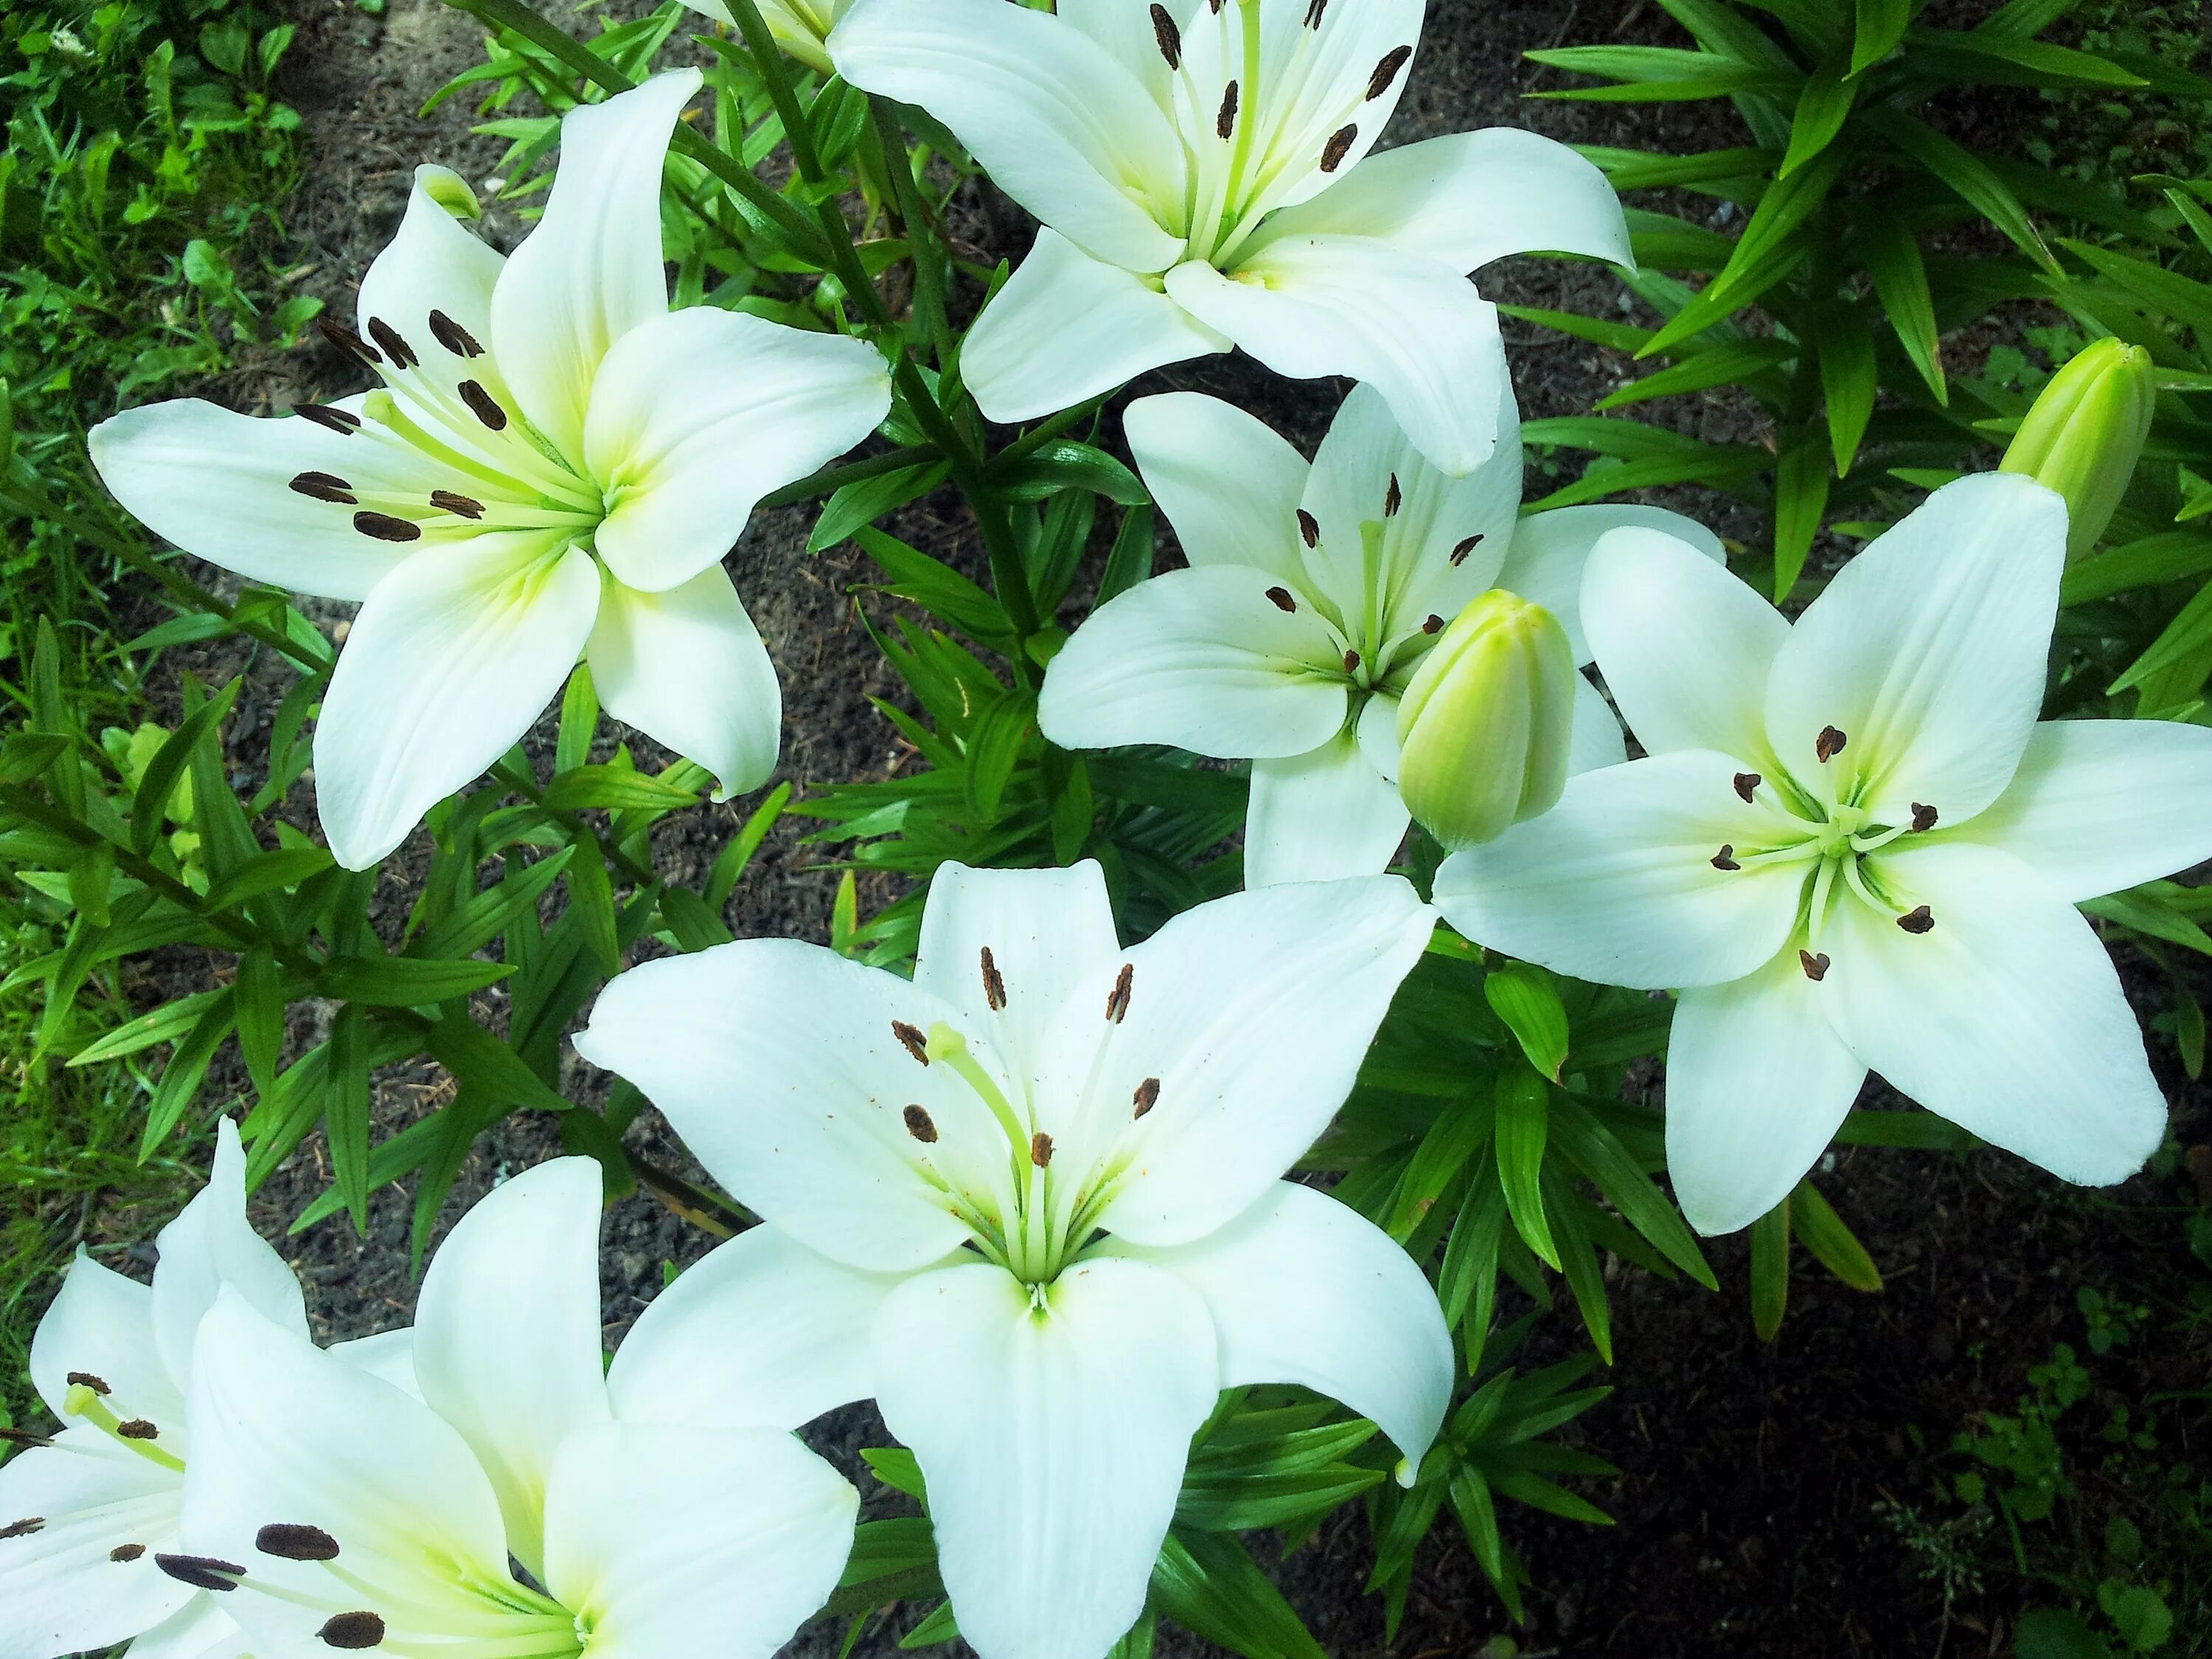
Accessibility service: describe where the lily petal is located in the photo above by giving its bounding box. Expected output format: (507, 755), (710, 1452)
(609, 1225), (910, 1432)
(355, 167), (513, 437)
(542, 1422), (858, 1659)
(123, 1595), (251, 1659)
(1581, 526), (1785, 763)
(1433, 751), (1806, 990)
(1664, 951), (1867, 1236)
(1246, 729), (1411, 887)
(412, 1158), (611, 1580)
(831, 0), (1186, 274)
(1950, 717), (2212, 902)
(872, 1258), (1218, 1659)
(1827, 840), (2167, 1187)
(586, 562), (782, 800)
(29, 1254), (176, 1427)
(0, 1433), (189, 1659)
(584, 307), (891, 593)
(1764, 472), (2065, 825)
(1113, 1180), (1449, 1470)
(961, 229), (1231, 425)
(1499, 504), (1725, 664)
(1037, 564), (1352, 758)
(489, 72), (698, 463)
(1569, 672), (1629, 774)
(1168, 239), (1507, 476)
(150, 1120), (307, 1392)
(311, 534), (599, 869)
(1125, 393), (1310, 577)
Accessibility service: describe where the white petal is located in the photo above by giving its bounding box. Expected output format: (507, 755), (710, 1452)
(181, 1293), (516, 1656)
(1169, 240), (1507, 476)
(916, 861), (1122, 1085)
(87, 400), (440, 602)
(150, 1119), (307, 1392)
(0, 1433), (187, 1659)
(1088, 874), (1434, 1245)
(1950, 718), (2212, 902)
(583, 307), (891, 592)
(1582, 526), (1784, 763)
(1124, 393), (1310, 576)
(608, 1225), (908, 1431)
(830, 0), (1185, 274)
(1432, 751), (1807, 990)
(1246, 729), (1411, 887)
(355, 167), (515, 429)
(124, 1596), (251, 1659)
(312, 535), (600, 869)
(1039, 564), (1350, 758)
(328, 1328), (418, 1398)
(1568, 672), (1628, 774)
(1357, 689), (1402, 783)
(1221, 0), (1428, 215)
(29, 1253), (176, 1427)
(574, 942), (1015, 1272)
(961, 229), (1231, 425)
(587, 563), (781, 800)
(413, 1158), (611, 1579)
(1114, 1181), (1449, 1470)
(543, 1422), (857, 1659)
(872, 1258), (1218, 1659)
(1764, 472), (2065, 824)
(1057, 0), (1173, 105)
(1257, 130), (1631, 276)
(1827, 841), (2167, 1186)
(1498, 504), (1725, 664)
(1663, 952), (1866, 1236)
(489, 72), (697, 462)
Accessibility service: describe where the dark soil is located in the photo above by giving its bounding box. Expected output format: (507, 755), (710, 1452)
(49, 0), (2212, 1655)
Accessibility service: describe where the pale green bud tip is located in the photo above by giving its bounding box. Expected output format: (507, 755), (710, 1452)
(414, 164), (482, 223)
(1396, 591), (1577, 852)
(2000, 338), (2156, 563)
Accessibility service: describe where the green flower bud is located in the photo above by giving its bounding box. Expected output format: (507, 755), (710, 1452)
(2000, 338), (2156, 563)
(1396, 590), (1577, 851)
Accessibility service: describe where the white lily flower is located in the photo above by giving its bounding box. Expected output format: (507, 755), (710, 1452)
(681, 0), (850, 72)
(89, 72), (892, 870)
(0, 1120), (345, 1659)
(1434, 473), (2212, 1234)
(170, 1158), (858, 1659)
(1036, 383), (1724, 886)
(829, 0), (1630, 473)
(573, 862), (1450, 1659)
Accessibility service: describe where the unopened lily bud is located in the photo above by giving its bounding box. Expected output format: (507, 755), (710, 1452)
(1397, 591), (1576, 851)
(690, 0), (846, 73)
(2000, 338), (2156, 562)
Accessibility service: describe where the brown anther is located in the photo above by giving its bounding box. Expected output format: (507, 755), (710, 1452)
(1265, 585), (1297, 613)
(111, 1543), (146, 1562)
(1711, 845), (1739, 872)
(1385, 473), (1402, 518)
(155, 1554), (246, 1593)
(365, 319), (420, 370)
(292, 403), (362, 435)
(1133, 1077), (1160, 1119)
(1304, 0), (1329, 25)
(1297, 509), (1321, 549)
(116, 1419), (159, 1441)
(1798, 950), (1830, 983)
(1896, 905), (1935, 935)
(426, 309), (484, 358)
(0, 1428), (54, 1449)
(1105, 962), (1134, 1023)
(980, 946), (1007, 1012)
(1815, 726), (1847, 763)
(257, 1523), (341, 1562)
(902, 1105), (939, 1144)
(1450, 534), (1484, 566)
(1343, 650), (1362, 675)
(318, 1612), (387, 1650)
(1733, 771), (1761, 804)
(352, 511), (422, 544)
(0, 1518), (43, 1540)
(457, 380), (508, 431)
(319, 319), (381, 364)
(1217, 81), (1239, 141)
(1910, 803), (1938, 832)
(1321, 125), (1358, 173)
(1366, 44), (1413, 100)
(892, 1020), (930, 1065)
(67, 1372), (111, 1395)
(1030, 1132), (1054, 1169)
(430, 490), (486, 520)
(1149, 1), (1180, 68)
(289, 470), (357, 504)
(1422, 613), (1444, 634)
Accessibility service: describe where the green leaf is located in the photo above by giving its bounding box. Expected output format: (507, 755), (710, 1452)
(987, 440), (1148, 507)
(69, 987), (229, 1068)
(1780, 66), (1854, 176)
(1150, 1531), (1327, 1659)
(415, 846), (575, 961)
(540, 766), (703, 813)
(1099, 504), (1156, 605)
(853, 526), (1013, 641)
(1850, 0), (1910, 75)
(2064, 532), (2212, 606)
(1773, 437), (1832, 601)
(1818, 307), (1878, 475)
(426, 1016), (571, 1115)
(1595, 339), (1794, 411)
(898, 1603), (959, 1649)
(204, 846), (335, 912)
(141, 994), (237, 1158)
(1790, 1179), (1882, 1292)
(2060, 238), (2212, 339)
(1550, 1097), (1716, 1289)
(1865, 110), (2057, 274)
(1705, 147), (1845, 313)
(1863, 220), (1947, 403)
(556, 667), (599, 776)
(1484, 964), (1570, 1081)
(1749, 1196), (1790, 1340)
(810, 460), (952, 553)
(234, 949), (284, 1099)
(2014, 1608), (2116, 1659)
(326, 1004), (374, 1233)
(963, 692), (1035, 824)
(567, 841), (622, 975)
(2110, 580), (2212, 696)
(319, 955), (511, 1006)
(130, 681), (240, 856)
(1493, 1067), (1559, 1270)
(1387, 1090), (1492, 1241)
(707, 783), (790, 910)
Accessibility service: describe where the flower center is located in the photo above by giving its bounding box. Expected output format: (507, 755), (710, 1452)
(63, 1377), (187, 1473)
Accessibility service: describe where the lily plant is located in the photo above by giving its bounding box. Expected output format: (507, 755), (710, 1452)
(681, 0), (849, 71)
(829, 0), (1629, 473)
(170, 1158), (858, 1659)
(88, 71), (891, 869)
(574, 862), (1451, 1659)
(1434, 473), (2212, 1234)
(1037, 383), (1722, 886)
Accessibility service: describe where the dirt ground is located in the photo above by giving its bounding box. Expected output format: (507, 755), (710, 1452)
(71, 0), (2212, 1654)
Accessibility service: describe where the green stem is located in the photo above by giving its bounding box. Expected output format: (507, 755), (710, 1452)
(870, 100), (956, 369)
